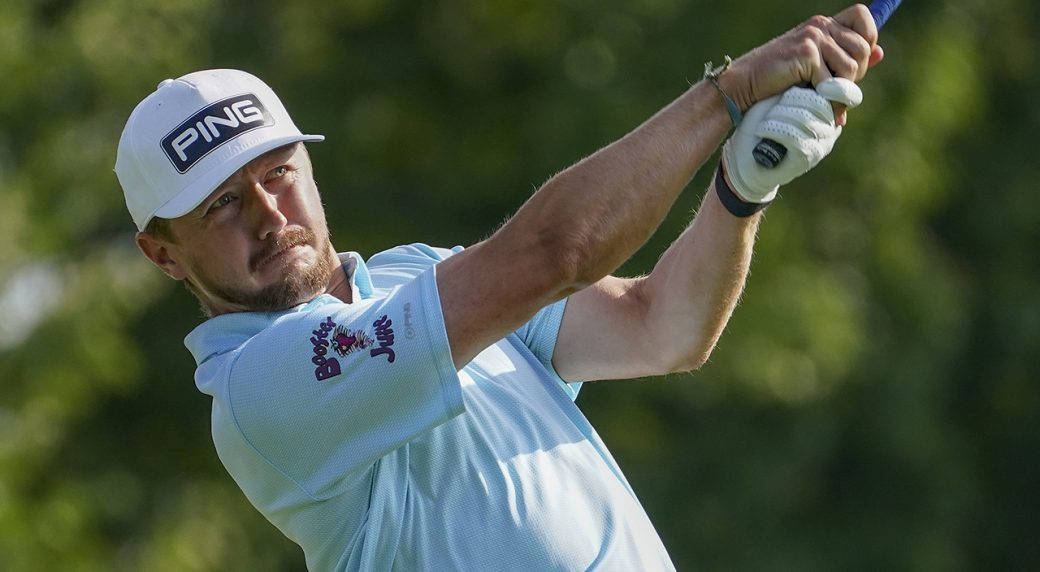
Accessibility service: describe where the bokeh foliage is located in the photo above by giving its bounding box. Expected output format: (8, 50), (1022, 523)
(1, 0), (1038, 569)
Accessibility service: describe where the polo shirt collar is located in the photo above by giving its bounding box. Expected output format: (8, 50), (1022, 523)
(338, 251), (373, 302)
(184, 251), (371, 365)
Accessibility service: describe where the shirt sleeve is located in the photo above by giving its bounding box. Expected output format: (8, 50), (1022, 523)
(379, 243), (582, 401)
(513, 298), (582, 401)
(225, 265), (463, 496)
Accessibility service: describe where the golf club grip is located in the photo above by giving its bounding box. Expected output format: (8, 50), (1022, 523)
(751, 0), (903, 168)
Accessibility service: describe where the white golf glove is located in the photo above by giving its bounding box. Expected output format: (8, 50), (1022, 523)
(721, 77), (863, 204)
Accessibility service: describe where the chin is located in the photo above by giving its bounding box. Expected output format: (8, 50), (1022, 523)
(206, 248), (334, 314)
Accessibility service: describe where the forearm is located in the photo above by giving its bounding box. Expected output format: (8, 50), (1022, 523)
(438, 6), (879, 369)
(486, 4), (880, 297)
(493, 79), (734, 289)
(638, 176), (762, 371)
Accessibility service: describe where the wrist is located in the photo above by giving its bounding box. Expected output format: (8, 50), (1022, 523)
(714, 162), (772, 218)
(713, 57), (754, 113)
(720, 138), (779, 204)
(703, 56), (743, 128)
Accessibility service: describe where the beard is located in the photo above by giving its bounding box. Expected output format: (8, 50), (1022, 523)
(194, 226), (336, 314)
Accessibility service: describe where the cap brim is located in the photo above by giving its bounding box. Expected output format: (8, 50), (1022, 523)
(153, 133), (324, 221)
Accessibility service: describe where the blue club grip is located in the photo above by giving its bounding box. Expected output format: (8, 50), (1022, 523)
(870, 0), (903, 28)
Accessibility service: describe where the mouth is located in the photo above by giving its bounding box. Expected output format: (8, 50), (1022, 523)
(255, 243), (302, 270)
(251, 227), (317, 272)
(253, 239), (310, 272)
(259, 244), (298, 267)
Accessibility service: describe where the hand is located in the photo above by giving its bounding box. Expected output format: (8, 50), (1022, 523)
(718, 4), (884, 124)
(721, 77), (862, 203)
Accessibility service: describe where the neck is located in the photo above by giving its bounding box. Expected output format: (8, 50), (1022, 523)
(323, 245), (353, 304)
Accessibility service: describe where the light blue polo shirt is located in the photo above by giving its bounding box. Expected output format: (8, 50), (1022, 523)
(185, 243), (674, 571)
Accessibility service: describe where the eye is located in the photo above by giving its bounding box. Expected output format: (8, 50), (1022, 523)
(268, 165), (289, 180)
(207, 192), (238, 213)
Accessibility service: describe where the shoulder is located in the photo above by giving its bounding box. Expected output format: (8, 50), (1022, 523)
(367, 243), (464, 267)
(365, 243), (464, 289)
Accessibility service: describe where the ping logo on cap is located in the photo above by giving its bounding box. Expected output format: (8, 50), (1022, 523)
(161, 93), (273, 173)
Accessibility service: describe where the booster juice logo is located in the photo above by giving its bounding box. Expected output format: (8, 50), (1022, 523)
(310, 316), (341, 381)
(370, 315), (396, 363)
(309, 314), (399, 380)
(332, 326), (373, 357)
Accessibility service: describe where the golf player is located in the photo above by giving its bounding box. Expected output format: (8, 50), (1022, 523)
(115, 4), (882, 570)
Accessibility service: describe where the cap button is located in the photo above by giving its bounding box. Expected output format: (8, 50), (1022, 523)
(157, 79), (175, 89)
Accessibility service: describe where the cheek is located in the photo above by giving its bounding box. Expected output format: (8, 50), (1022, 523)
(292, 183), (328, 226)
(187, 235), (253, 275)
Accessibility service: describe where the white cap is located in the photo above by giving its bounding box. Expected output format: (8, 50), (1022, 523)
(115, 69), (324, 231)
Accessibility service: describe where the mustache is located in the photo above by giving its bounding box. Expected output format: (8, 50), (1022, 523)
(250, 227), (315, 271)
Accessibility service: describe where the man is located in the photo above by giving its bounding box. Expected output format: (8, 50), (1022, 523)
(116, 5), (882, 569)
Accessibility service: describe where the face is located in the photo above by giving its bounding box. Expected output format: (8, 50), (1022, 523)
(139, 143), (338, 316)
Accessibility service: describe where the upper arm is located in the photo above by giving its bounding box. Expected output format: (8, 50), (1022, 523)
(551, 275), (674, 382)
(436, 236), (575, 369)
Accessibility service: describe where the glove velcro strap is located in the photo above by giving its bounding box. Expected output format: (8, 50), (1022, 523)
(715, 164), (771, 217)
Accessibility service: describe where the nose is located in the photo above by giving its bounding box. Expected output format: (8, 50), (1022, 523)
(247, 181), (287, 241)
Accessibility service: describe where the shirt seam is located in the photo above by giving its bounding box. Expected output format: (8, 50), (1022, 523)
(196, 347), (235, 367)
(423, 266), (466, 420)
(224, 346), (322, 501)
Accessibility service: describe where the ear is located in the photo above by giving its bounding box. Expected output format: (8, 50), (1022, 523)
(136, 231), (188, 280)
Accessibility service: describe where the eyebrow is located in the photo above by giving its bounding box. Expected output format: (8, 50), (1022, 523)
(195, 146), (301, 214)
(208, 174), (245, 202)
(192, 186), (230, 216)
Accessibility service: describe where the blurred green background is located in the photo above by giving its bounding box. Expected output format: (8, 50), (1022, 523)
(2, 0), (1038, 569)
